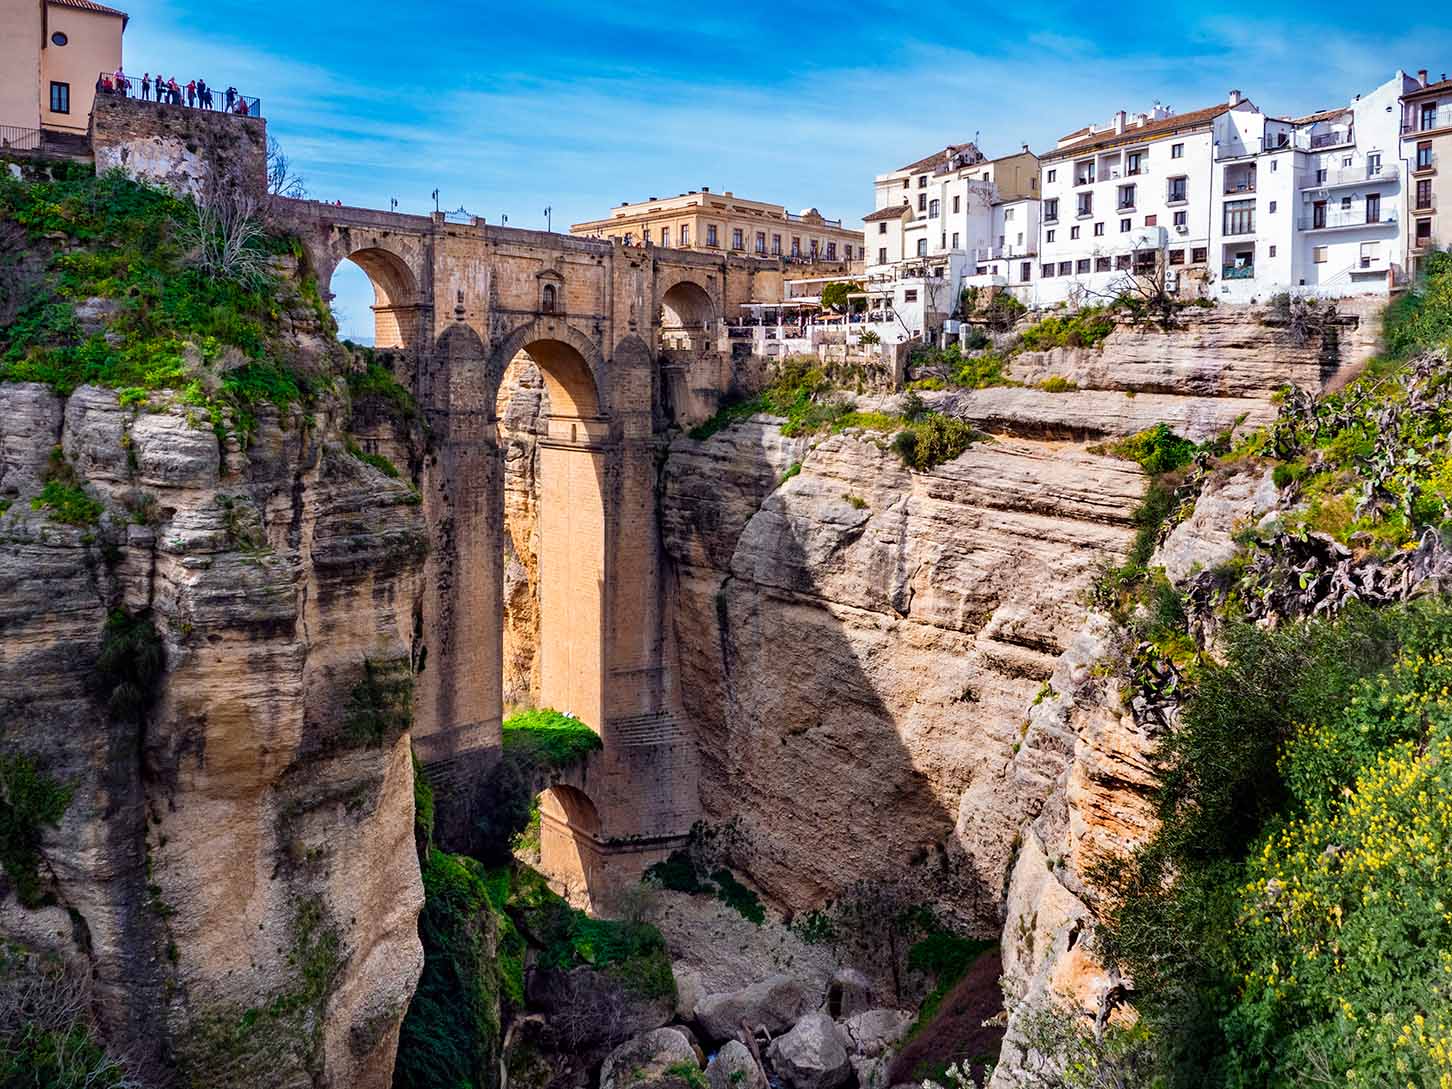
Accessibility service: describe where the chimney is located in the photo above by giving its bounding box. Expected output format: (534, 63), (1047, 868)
(1228, 89), (1242, 106)
(1114, 110), (1126, 134)
(702, 186), (710, 192)
(1021, 143), (1030, 153)
(1419, 69), (1429, 86)
(724, 191), (733, 197)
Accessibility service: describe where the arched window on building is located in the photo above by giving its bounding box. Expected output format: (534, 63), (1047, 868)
(542, 283), (557, 313)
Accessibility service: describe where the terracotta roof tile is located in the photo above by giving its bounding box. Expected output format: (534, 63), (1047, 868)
(1289, 106), (1350, 125)
(863, 204), (911, 222)
(1405, 77), (1452, 98)
(897, 142), (982, 175)
(1044, 102), (1236, 161)
(50, 0), (128, 17)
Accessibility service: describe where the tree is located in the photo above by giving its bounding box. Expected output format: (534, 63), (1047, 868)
(176, 166), (270, 286)
(821, 280), (862, 313)
(1075, 239), (1184, 331)
(267, 135), (307, 199)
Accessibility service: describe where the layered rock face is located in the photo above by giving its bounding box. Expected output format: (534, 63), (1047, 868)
(497, 358), (548, 708)
(660, 421), (1145, 917)
(0, 367), (426, 1085)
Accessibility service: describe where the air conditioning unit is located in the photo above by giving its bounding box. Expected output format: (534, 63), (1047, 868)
(1175, 224), (1189, 234)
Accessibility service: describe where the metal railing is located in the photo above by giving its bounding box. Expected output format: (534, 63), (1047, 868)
(1414, 194), (1438, 213)
(0, 125), (41, 151)
(1300, 163), (1400, 189)
(96, 73), (261, 117)
(1223, 176), (1257, 194)
(1403, 105), (1452, 134)
(1414, 152), (1439, 172)
(1299, 209), (1399, 230)
(784, 211), (844, 228)
(1222, 265), (1255, 280)
(1309, 128), (1354, 149)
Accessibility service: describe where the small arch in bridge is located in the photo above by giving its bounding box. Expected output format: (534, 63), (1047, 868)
(537, 784), (603, 909)
(330, 247), (420, 349)
(661, 281), (715, 330)
(541, 283), (558, 314)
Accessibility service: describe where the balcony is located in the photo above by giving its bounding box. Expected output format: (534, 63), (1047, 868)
(1222, 264), (1255, 280)
(1413, 152), (1439, 174)
(1403, 105), (1452, 134)
(1299, 209), (1399, 231)
(1414, 194), (1438, 213)
(1309, 128), (1354, 150)
(1223, 178), (1257, 194)
(1299, 163), (1401, 190)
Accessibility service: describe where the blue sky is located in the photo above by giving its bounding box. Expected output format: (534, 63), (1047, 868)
(118, 0), (1452, 340)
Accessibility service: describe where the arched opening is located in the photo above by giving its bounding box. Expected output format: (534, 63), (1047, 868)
(537, 785), (602, 908)
(541, 283), (558, 314)
(662, 277), (717, 336)
(328, 246), (419, 349)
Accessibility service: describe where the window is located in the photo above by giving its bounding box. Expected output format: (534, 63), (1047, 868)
(770, 233), (780, 254)
(904, 289), (918, 301)
(1095, 256), (1111, 272)
(940, 234), (946, 249)
(1168, 249), (1185, 265)
(682, 226), (690, 246)
(1044, 198), (1059, 223)
(1314, 246), (1328, 263)
(541, 284), (557, 313)
(1171, 142), (1184, 159)
(1077, 192), (1093, 217)
(50, 31), (67, 46)
(951, 232), (960, 248)
(1268, 200), (1277, 213)
(918, 194), (927, 212)
(1047, 169), (1057, 183)
(1223, 199), (1255, 236)
(810, 239), (819, 258)
(825, 242), (836, 259)
(1115, 254), (1132, 270)
(1359, 242), (1379, 268)
(1167, 176), (1187, 202)
(1120, 218), (1131, 233)
(916, 238), (927, 257)
(1119, 184), (1136, 209)
(878, 221), (888, 234)
(1173, 210), (1187, 227)
(1042, 263), (1056, 277)
(1316, 168), (1328, 184)
(1058, 261), (1073, 276)
(1020, 261), (1032, 282)
(731, 228), (743, 249)
(929, 199), (940, 218)
(918, 175), (928, 188)
(1418, 141), (1434, 169)
(878, 247), (887, 263)
(1070, 226), (1080, 239)
(903, 179), (909, 188)
(755, 231), (766, 253)
(1341, 195), (1352, 210)
(1268, 245), (1277, 258)
(1094, 222), (1105, 237)
(1368, 152), (1382, 175)
(1417, 219), (1433, 243)
(1144, 214), (1157, 227)
(953, 195), (961, 213)
(1076, 161), (1096, 185)
(1046, 229), (1056, 242)
(707, 225), (718, 247)
(1076, 258), (1091, 274)
(1005, 207), (1015, 221)
(1421, 103), (1438, 130)
(792, 236), (801, 257)
(1127, 150), (1145, 175)
(1366, 193), (1381, 223)
(622, 232), (633, 245)
(49, 82), (69, 114)
(1192, 246), (1208, 263)
(1417, 180), (1433, 209)
(1271, 159), (1278, 172)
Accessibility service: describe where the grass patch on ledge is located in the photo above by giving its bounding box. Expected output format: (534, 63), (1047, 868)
(501, 708), (602, 768)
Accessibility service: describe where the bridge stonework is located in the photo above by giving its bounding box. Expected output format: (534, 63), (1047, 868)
(275, 199), (771, 894)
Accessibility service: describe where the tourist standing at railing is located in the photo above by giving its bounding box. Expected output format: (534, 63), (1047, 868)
(140, 73), (150, 101)
(169, 78), (180, 105)
(186, 80), (196, 108)
(225, 86), (236, 112)
(198, 79), (210, 109)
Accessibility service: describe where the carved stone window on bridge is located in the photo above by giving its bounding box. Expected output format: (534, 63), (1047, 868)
(537, 268), (565, 315)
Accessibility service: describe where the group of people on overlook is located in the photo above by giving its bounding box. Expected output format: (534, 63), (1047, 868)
(96, 69), (251, 115)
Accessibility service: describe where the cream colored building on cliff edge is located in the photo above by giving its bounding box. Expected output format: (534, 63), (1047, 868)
(0, 0), (127, 138)
(571, 188), (865, 267)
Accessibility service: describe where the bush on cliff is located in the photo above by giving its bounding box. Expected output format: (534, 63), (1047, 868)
(0, 754), (73, 909)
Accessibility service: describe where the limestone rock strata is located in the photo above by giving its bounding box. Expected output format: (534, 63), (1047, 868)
(987, 467), (1282, 1087)
(661, 421), (1144, 916)
(0, 380), (426, 1088)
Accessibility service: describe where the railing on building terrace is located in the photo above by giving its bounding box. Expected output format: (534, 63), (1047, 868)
(1404, 105), (1452, 134)
(1222, 264), (1255, 280)
(0, 125), (42, 151)
(95, 73), (261, 118)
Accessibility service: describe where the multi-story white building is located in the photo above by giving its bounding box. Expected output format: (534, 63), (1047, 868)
(1401, 69), (1452, 279)
(1211, 72), (1418, 302)
(861, 142), (1039, 342)
(1035, 93), (1260, 306)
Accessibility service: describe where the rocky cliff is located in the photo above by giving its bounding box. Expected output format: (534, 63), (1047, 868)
(0, 270), (426, 1086)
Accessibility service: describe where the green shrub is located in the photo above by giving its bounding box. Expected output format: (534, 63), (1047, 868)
(1112, 424), (1198, 475)
(904, 931), (996, 1037)
(1038, 375), (1078, 393)
(342, 657), (413, 747)
(1017, 306), (1115, 353)
(501, 708), (601, 767)
(95, 608), (164, 723)
(891, 413), (983, 471)
(0, 951), (137, 1088)
(0, 755), (73, 909)
(347, 357), (418, 423)
(30, 480), (102, 526)
(344, 437), (400, 478)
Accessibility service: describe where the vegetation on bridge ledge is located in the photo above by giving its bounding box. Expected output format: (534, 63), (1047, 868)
(500, 708), (602, 768)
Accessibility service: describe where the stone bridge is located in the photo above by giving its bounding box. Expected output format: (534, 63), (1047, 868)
(275, 198), (780, 896)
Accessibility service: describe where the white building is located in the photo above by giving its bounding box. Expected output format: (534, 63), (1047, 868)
(1211, 72), (1419, 302)
(861, 142), (1040, 342)
(1036, 93), (1260, 306)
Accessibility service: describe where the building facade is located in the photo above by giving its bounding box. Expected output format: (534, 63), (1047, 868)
(1035, 96), (1254, 306)
(0, 0), (127, 137)
(1211, 73), (1415, 302)
(570, 189), (864, 267)
(1403, 70), (1452, 278)
(861, 143), (1040, 341)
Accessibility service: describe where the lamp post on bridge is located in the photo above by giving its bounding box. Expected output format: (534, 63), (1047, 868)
(545, 205), (552, 233)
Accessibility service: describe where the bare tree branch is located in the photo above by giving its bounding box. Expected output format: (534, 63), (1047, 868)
(267, 135), (307, 199)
